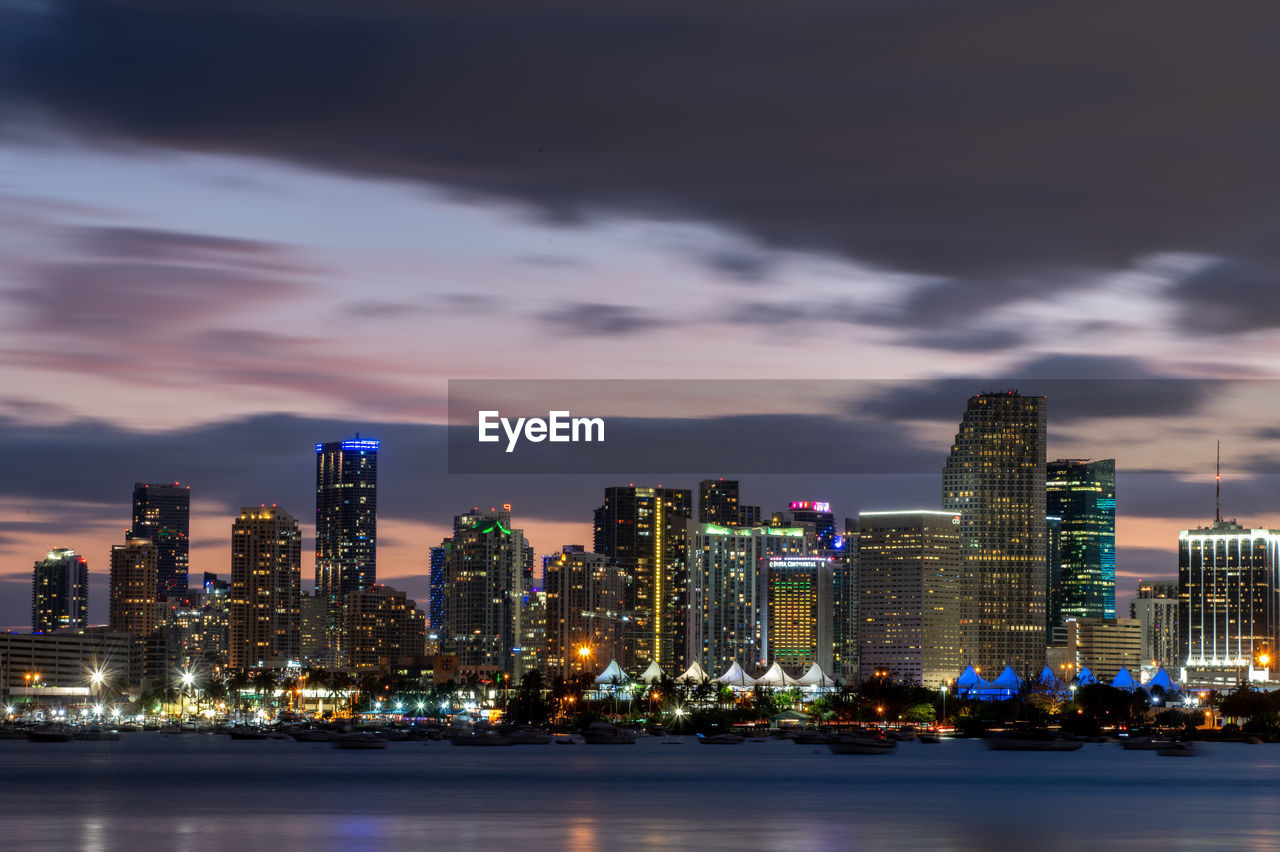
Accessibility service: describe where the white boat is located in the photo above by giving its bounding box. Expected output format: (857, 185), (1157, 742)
(697, 733), (745, 745)
(827, 734), (896, 755)
(581, 722), (636, 744)
(332, 732), (389, 750)
(983, 732), (1083, 752)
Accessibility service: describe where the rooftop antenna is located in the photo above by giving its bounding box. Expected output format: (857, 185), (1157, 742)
(1215, 440), (1221, 523)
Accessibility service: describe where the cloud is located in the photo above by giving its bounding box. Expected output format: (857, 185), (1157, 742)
(4, 0), (1280, 318)
(1170, 258), (1280, 335)
(539, 302), (675, 335)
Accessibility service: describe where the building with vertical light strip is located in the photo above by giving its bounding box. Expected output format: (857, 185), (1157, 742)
(1046, 459), (1116, 628)
(943, 391), (1047, 674)
(856, 510), (963, 688)
(1179, 518), (1280, 683)
(762, 555), (833, 673)
(593, 486), (692, 671)
(686, 524), (807, 675)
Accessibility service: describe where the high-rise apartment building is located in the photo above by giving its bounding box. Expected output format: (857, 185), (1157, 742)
(698, 479), (761, 527)
(835, 519), (859, 681)
(543, 547), (629, 676)
(315, 438), (378, 659)
(428, 545), (447, 632)
(856, 511), (964, 688)
(129, 482), (190, 596)
(1132, 582), (1180, 670)
(593, 486), (692, 670)
(341, 585), (426, 670)
(229, 506), (301, 669)
(686, 523), (807, 675)
(762, 555), (834, 673)
(109, 539), (157, 637)
(436, 507), (532, 675)
(943, 391), (1047, 674)
(1046, 459), (1116, 627)
(32, 547), (89, 634)
(771, 501), (838, 550)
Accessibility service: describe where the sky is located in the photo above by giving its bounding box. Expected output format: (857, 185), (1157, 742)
(3, 1), (1280, 629)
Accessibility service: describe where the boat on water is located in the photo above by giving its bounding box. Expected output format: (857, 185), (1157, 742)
(503, 726), (552, 745)
(894, 727), (918, 742)
(790, 730), (828, 745)
(289, 728), (336, 743)
(450, 730), (514, 746)
(227, 727), (268, 740)
(581, 722), (637, 744)
(697, 733), (745, 745)
(0, 727), (29, 740)
(158, 725), (183, 735)
(72, 727), (120, 741)
(332, 732), (389, 750)
(983, 731), (1083, 752)
(827, 733), (897, 755)
(1156, 741), (1199, 757)
(918, 731), (941, 744)
(27, 727), (73, 743)
(553, 733), (586, 745)
(1121, 736), (1172, 751)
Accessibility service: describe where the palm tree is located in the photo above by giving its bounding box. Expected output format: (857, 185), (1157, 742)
(226, 670), (251, 717)
(252, 669), (277, 715)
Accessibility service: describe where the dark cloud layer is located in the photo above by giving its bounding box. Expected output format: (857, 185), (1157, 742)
(5, 2), (1280, 329)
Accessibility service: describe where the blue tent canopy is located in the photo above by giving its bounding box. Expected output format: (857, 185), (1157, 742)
(1037, 666), (1063, 688)
(1110, 667), (1138, 691)
(1145, 667), (1180, 693)
(1075, 666), (1097, 686)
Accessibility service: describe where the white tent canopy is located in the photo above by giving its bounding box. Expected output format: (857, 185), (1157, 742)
(675, 661), (712, 683)
(755, 661), (804, 687)
(715, 661), (756, 687)
(594, 659), (632, 685)
(796, 663), (836, 687)
(639, 661), (664, 684)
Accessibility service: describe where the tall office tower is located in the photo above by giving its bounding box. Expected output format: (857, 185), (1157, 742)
(943, 391), (1047, 674)
(298, 592), (330, 664)
(833, 518), (860, 681)
(1179, 519), (1280, 679)
(1132, 582), (1180, 671)
(341, 585), (426, 670)
(129, 482), (190, 596)
(771, 501), (838, 550)
(518, 587), (548, 676)
(1045, 514), (1063, 633)
(428, 545), (447, 631)
(856, 511), (964, 687)
(543, 547), (629, 676)
(593, 486), (692, 670)
(229, 506), (301, 669)
(762, 555), (834, 673)
(109, 539), (158, 637)
(437, 507), (532, 675)
(32, 547), (89, 634)
(1046, 459), (1116, 628)
(697, 479), (760, 527)
(315, 438), (379, 658)
(686, 523), (807, 675)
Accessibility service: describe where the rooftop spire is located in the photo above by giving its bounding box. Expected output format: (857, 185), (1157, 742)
(1215, 440), (1221, 523)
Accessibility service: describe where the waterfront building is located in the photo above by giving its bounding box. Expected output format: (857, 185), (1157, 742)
(593, 486), (692, 670)
(762, 555), (834, 673)
(686, 523), (807, 675)
(341, 585), (426, 670)
(856, 510), (964, 688)
(1061, 617), (1142, 683)
(229, 506), (301, 669)
(1132, 582), (1180, 671)
(943, 391), (1048, 673)
(1179, 518), (1280, 682)
(109, 539), (158, 638)
(315, 438), (379, 658)
(0, 630), (135, 707)
(1046, 459), (1116, 627)
(543, 547), (629, 676)
(32, 547), (89, 634)
(435, 507), (532, 675)
(129, 482), (190, 596)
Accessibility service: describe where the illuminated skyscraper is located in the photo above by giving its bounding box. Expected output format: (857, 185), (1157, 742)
(856, 511), (963, 687)
(771, 501), (837, 550)
(698, 479), (760, 527)
(593, 486), (692, 670)
(762, 554), (834, 673)
(436, 507), (532, 675)
(686, 523), (807, 675)
(943, 391), (1047, 674)
(32, 547), (89, 634)
(229, 506), (301, 669)
(315, 438), (378, 659)
(1046, 459), (1116, 626)
(129, 482), (190, 596)
(109, 539), (158, 637)
(428, 545), (447, 632)
(543, 547), (629, 676)
(341, 585), (426, 670)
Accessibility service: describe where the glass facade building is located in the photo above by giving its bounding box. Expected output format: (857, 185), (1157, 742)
(31, 547), (89, 634)
(129, 482), (190, 596)
(1046, 459), (1116, 627)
